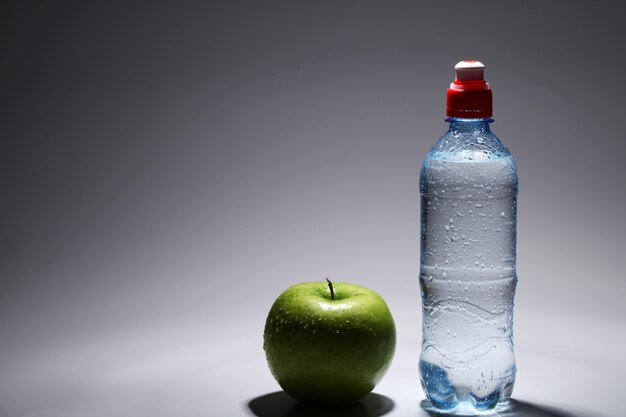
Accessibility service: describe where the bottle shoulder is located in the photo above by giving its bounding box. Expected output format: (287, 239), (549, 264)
(420, 127), (518, 195)
(426, 127), (512, 163)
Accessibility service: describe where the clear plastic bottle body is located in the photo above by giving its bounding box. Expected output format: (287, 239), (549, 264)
(419, 118), (517, 412)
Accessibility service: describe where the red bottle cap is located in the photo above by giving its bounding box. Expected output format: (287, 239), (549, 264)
(446, 60), (492, 118)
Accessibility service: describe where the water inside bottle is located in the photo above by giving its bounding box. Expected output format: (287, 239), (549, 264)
(419, 135), (518, 413)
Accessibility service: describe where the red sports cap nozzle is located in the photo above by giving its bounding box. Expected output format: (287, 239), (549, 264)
(446, 60), (492, 118)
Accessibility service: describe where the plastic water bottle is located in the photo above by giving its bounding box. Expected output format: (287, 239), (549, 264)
(419, 61), (518, 413)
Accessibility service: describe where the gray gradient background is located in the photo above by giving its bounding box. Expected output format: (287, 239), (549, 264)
(1, 1), (625, 417)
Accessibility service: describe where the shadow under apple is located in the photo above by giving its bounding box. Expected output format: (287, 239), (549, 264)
(248, 391), (394, 417)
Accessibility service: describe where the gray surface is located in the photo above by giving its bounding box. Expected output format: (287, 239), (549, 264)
(1, 1), (625, 416)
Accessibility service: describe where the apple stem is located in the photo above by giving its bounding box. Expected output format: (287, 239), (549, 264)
(325, 278), (335, 300)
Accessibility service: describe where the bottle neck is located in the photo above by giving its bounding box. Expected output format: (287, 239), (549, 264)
(446, 117), (493, 132)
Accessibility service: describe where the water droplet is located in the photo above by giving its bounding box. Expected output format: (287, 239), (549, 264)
(500, 211), (506, 218)
(476, 137), (484, 144)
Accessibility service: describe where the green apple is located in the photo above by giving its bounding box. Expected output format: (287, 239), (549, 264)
(263, 279), (396, 404)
